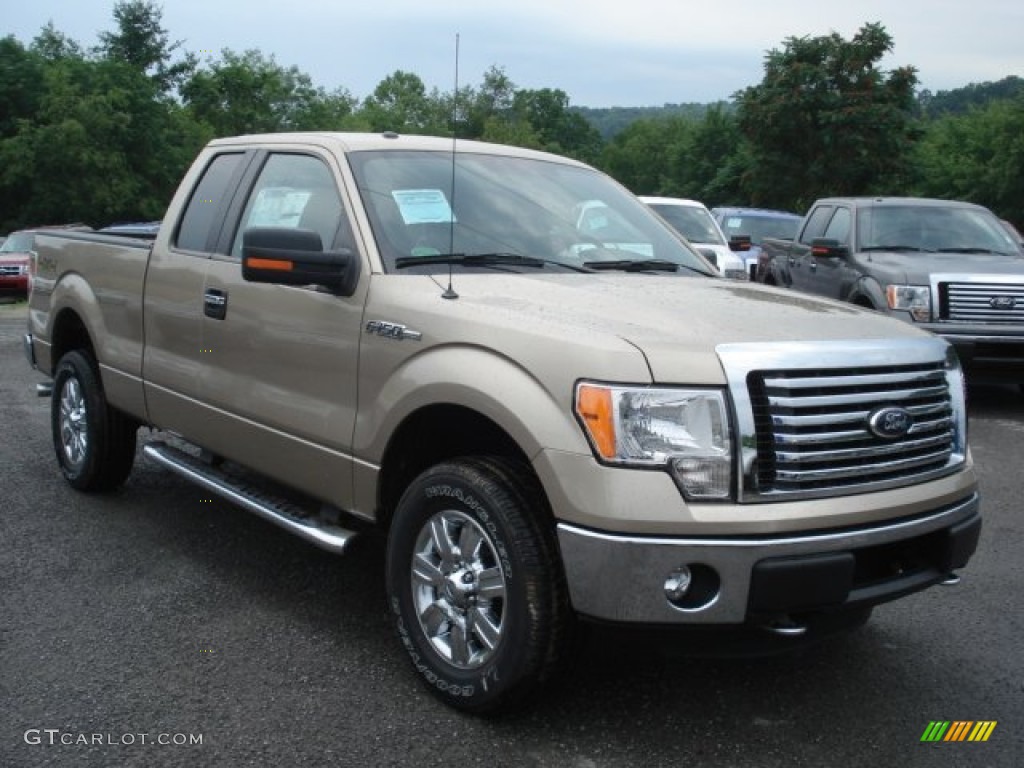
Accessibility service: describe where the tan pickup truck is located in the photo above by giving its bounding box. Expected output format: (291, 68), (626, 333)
(24, 133), (980, 713)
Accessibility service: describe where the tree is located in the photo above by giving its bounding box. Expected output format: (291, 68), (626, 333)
(599, 117), (688, 194)
(461, 65), (517, 137)
(182, 49), (359, 136)
(30, 22), (83, 62)
(509, 88), (603, 163)
(914, 95), (1024, 225)
(736, 22), (920, 211)
(97, 0), (193, 92)
(360, 70), (447, 134)
(0, 37), (45, 138)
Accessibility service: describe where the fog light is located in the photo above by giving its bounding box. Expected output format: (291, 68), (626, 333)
(664, 566), (692, 601)
(663, 563), (721, 611)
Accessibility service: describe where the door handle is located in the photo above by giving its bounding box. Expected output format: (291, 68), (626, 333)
(204, 289), (228, 320)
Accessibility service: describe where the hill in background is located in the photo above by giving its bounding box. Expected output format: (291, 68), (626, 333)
(576, 76), (1024, 138)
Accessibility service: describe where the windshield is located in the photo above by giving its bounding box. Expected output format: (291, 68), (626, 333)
(348, 150), (714, 274)
(718, 214), (800, 245)
(0, 233), (33, 253)
(857, 205), (1021, 255)
(646, 204), (726, 246)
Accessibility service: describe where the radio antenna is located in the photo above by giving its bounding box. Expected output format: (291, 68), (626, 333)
(441, 32), (460, 300)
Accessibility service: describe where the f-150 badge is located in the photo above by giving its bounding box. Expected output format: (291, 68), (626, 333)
(365, 320), (423, 341)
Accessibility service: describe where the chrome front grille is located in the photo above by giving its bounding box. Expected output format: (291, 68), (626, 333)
(941, 280), (1024, 323)
(717, 338), (967, 502)
(748, 363), (954, 494)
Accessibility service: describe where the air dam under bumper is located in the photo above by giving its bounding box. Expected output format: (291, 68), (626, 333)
(556, 493), (980, 625)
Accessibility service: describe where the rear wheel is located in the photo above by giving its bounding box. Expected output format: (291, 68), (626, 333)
(52, 350), (138, 491)
(386, 457), (572, 714)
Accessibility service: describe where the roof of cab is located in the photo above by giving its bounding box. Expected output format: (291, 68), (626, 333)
(207, 131), (590, 167)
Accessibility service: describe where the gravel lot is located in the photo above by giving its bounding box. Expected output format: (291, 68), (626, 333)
(2, 301), (1021, 767)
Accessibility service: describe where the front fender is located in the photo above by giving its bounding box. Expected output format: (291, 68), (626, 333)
(846, 276), (886, 310)
(353, 343), (592, 465)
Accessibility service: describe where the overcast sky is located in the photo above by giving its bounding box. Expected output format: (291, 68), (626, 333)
(7, 0), (1023, 107)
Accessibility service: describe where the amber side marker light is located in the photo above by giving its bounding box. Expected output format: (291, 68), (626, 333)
(575, 385), (617, 460)
(246, 257), (294, 271)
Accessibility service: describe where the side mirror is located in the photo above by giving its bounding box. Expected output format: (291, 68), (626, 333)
(242, 227), (359, 295)
(729, 234), (752, 252)
(810, 237), (848, 259)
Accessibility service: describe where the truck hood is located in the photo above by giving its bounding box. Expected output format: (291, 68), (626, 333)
(395, 273), (932, 384)
(853, 249), (1024, 284)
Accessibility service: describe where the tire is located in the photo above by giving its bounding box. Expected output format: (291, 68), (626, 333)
(386, 457), (572, 714)
(51, 350), (138, 491)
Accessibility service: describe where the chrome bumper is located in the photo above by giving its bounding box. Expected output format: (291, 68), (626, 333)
(556, 492), (980, 625)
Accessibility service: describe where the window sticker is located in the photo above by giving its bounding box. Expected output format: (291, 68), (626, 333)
(726, 217), (742, 229)
(247, 187), (312, 228)
(392, 189), (456, 225)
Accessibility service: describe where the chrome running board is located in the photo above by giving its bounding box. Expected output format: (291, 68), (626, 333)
(143, 441), (358, 554)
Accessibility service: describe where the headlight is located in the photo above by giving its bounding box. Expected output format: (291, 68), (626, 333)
(886, 284), (931, 321)
(574, 383), (733, 500)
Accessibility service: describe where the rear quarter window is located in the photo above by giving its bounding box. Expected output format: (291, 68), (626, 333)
(175, 153), (246, 252)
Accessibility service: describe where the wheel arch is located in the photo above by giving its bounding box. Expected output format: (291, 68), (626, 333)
(847, 276), (885, 310)
(50, 307), (97, 373)
(376, 404), (539, 529)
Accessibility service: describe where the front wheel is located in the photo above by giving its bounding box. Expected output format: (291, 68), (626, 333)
(386, 457), (572, 714)
(51, 350), (138, 491)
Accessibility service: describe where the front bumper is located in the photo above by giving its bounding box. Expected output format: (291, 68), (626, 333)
(557, 492), (980, 625)
(936, 331), (1024, 373)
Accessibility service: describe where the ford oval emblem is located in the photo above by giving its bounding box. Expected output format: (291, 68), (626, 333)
(868, 406), (914, 440)
(990, 296), (1016, 310)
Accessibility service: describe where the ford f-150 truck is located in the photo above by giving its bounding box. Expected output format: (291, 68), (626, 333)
(24, 135), (980, 713)
(760, 197), (1024, 383)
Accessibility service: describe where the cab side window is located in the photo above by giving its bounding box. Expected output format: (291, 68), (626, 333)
(799, 206), (834, 245)
(175, 153), (246, 252)
(231, 154), (349, 259)
(823, 207), (852, 244)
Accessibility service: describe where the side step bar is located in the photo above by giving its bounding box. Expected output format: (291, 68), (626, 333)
(142, 441), (358, 554)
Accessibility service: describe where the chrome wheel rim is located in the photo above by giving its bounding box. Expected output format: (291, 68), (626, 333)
(410, 510), (507, 669)
(59, 377), (88, 468)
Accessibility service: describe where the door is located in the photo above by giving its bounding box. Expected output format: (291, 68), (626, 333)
(194, 151), (367, 510)
(143, 149), (254, 436)
(803, 206), (853, 299)
(788, 205), (833, 293)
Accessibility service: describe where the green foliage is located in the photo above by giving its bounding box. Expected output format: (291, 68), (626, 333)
(913, 95), (1024, 224)
(0, 36), (45, 137)
(577, 102), (730, 140)
(360, 70), (448, 134)
(599, 117), (689, 194)
(735, 22), (920, 211)
(919, 76), (1024, 117)
(182, 49), (359, 136)
(97, 0), (194, 91)
(509, 88), (603, 163)
(0, 8), (1021, 236)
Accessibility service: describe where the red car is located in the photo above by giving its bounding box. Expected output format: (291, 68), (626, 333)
(0, 230), (33, 296)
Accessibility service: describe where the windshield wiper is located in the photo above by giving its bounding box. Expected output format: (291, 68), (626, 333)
(860, 245), (931, 252)
(394, 252), (592, 273)
(582, 258), (681, 272)
(935, 247), (1006, 255)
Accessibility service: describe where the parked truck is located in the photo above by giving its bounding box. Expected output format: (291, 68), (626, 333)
(760, 197), (1024, 383)
(25, 135), (980, 713)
